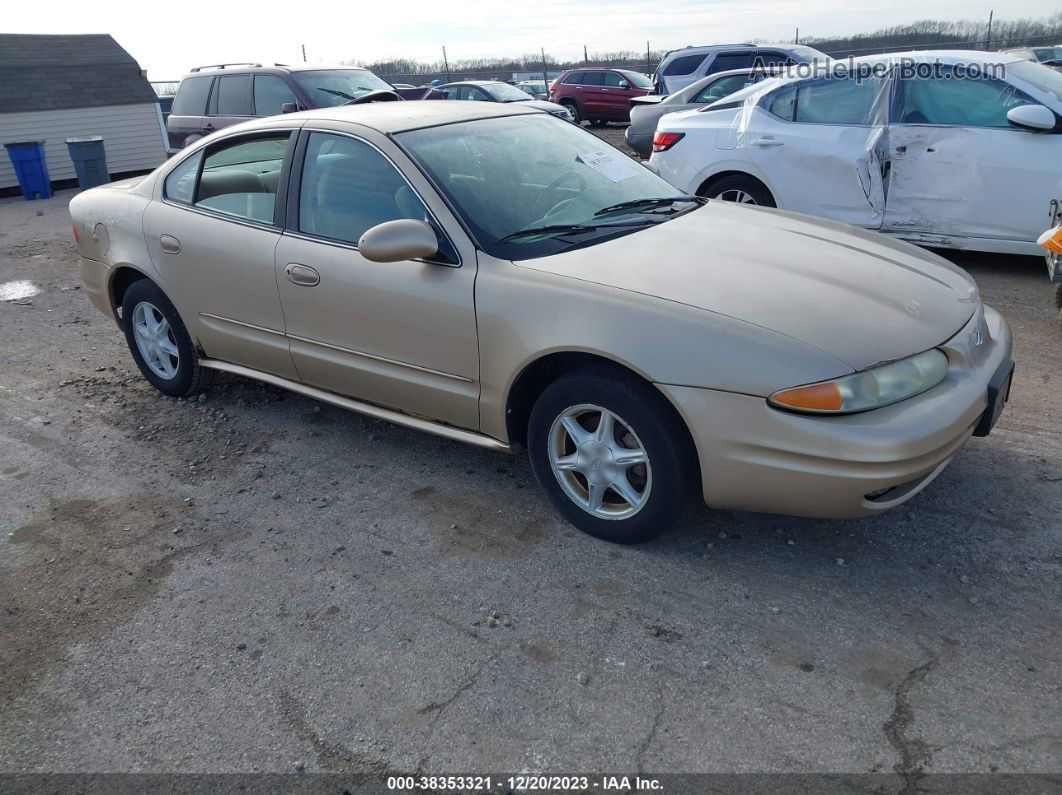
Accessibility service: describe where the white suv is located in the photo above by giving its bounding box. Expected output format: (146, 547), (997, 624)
(653, 44), (828, 94)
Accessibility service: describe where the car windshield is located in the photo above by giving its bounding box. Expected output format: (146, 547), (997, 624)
(291, 69), (393, 107)
(482, 83), (536, 102)
(617, 70), (653, 89)
(1008, 60), (1062, 103)
(396, 114), (689, 260)
(1032, 47), (1062, 61)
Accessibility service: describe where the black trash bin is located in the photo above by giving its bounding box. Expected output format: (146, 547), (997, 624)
(65, 136), (110, 190)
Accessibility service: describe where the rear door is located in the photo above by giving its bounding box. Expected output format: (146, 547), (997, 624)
(659, 53), (708, 94)
(747, 75), (888, 228)
(206, 73), (254, 136)
(883, 68), (1062, 245)
(577, 71), (607, 116)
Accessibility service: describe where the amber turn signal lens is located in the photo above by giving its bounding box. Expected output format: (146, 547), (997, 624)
(1038, 226), (1062, 255)
(770, 382), (843, 411)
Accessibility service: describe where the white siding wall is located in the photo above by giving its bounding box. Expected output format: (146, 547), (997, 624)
(0, 103), (167, 190)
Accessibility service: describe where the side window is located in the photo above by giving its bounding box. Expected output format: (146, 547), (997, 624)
(194, 134), (290, 223)
(694, 74), (752, 104)
(442, 85), (465, 99)
(298, 133), (429, 247)
(766, 77), (880, 124)
(254, 75), (297, 116)
(898, 72), (1038, 127)
(171, 77), (212, 116)
(580, 71), (605, 86)
(214, 74), (253, 116)
(603, 73), (626, 87)
(164, 151), (203, 204)
(467, 87), (492, 102)
(708, 53), (757, 74)
(664, 54), (707, 77)
(561, 72), (583, 85)
(751, 51), (794, 68)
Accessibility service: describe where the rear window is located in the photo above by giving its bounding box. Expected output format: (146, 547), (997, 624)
(664, 54), (708, 76)
(215, 74), (252, 116)
(171, 77), (212, 116)
(580, 72), (605, 86)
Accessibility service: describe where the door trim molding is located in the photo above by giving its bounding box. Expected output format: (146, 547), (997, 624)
(287, 333), (473, 383)
(198, 358), (510, 452)
(199, 312), (286, 337)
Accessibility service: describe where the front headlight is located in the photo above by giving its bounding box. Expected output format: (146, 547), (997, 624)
(768, 349), (949, 414)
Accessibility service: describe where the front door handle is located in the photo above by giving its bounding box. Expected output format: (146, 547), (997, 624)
(285, 263), (320, 287)
(749, 136), (784, 147)
(159, 235), (181, 254)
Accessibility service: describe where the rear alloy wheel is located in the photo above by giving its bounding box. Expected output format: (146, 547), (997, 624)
(700, 175), (775, 208)
(122, 278), (213, 398)
(528, 369), (693, 544)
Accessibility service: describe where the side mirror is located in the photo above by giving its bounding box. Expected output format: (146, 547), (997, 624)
(618, 81), (630, 89)
(1006, 104), (1055, 131)
(358, 219), (438, 263)
(281, 102), (298, 114)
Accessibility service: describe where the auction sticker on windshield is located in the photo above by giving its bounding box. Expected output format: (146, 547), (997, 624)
(577, 150), (639, 182)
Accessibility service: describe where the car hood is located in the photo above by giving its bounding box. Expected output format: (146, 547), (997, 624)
(517, 203), (979, 371)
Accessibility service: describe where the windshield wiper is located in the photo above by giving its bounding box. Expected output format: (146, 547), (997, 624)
(318, 87), (357, 100)
(499, 223), (606, 242)
(593, 196), (701, 217)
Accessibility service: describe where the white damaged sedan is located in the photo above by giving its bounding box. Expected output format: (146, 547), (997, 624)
(650, 51), (1062, 256)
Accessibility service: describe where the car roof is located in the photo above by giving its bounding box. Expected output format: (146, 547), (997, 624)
(181, 63), (374, 78)
(287, 101), (542, 132)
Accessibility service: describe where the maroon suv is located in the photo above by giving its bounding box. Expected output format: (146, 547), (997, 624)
(548, 68), (653, 125)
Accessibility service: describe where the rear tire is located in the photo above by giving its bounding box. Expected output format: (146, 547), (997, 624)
(527, 368), (694, 544)
(121, 279), (213, 398)
(699, 175), (775, 207)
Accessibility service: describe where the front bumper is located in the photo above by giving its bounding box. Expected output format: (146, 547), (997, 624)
(658, 304), (1012, 518)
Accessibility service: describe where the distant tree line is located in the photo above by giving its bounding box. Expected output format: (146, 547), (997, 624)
(348, 12), (1062, 81)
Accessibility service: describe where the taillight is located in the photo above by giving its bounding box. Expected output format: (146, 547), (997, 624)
(72, 224), (79, 244)
(652, 132), (684, 152)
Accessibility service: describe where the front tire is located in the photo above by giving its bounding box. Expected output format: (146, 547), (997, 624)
(699, 175), (776, 207)
(528, 369), (694, 544)
(561, 101), (581, 125)
(121, 279), (213, 397)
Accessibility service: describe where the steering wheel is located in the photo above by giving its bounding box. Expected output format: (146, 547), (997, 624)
(529, 170), (587, 221)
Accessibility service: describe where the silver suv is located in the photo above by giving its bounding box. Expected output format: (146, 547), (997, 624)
(653, 43), (829, 94)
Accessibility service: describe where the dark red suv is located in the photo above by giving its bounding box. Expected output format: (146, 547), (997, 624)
(548, 68), (653, 126)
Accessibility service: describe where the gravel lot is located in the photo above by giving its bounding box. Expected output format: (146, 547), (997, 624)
(1, 144), (1061, 782)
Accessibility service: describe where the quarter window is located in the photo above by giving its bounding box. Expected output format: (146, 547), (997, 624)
(766, 77), (881, 124)
(171, 76), (212, 116)
(298, 132), (428, 247)
(254, 75), (297, 116)
(897, 70), (1039, 127)
(163, 151), (203, 204)
(561, 72), (584, 85)
(194, 134), (290, 223)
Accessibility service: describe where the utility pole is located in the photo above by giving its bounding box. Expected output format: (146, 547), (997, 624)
(541, 47), (549, 91)
(442, 45), (450, 82)
(301, 44), (306, 63)
(646, 41), (651, 78)
(795, 27), (799, 45)
(985, 10), (994, 51)
(584, 45), (588, 66)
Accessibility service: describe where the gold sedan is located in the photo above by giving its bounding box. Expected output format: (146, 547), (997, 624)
(71, 102), (1013, 543)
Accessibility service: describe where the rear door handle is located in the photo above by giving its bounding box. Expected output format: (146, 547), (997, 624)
(749, 137), (784, 147)
(159, 235), (181, 254)
(285, 263), (320, 287)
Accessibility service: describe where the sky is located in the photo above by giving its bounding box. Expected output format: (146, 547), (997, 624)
(4, 0), (1058, 79)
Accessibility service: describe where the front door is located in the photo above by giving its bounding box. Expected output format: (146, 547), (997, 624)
(883, 69), (1062, 244)
(274, 130), (480, 429)
(143, 130), (299, 379)
(746, 74), (888, 228)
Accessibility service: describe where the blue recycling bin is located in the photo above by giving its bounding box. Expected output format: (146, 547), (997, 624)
(66, 136), (110, 190)
(4, 141), (52, 200)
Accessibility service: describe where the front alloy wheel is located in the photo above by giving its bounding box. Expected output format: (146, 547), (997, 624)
(548, 404), (651, 520)
(528, 368), (693, 543)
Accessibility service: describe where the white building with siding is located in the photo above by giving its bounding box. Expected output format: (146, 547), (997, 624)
(0, 34), (167, 191)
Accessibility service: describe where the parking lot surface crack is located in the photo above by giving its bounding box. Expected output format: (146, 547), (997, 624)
(635, 700), (665, 774)
(883, 653), (939, 794)
(416, 654), (497, 718)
